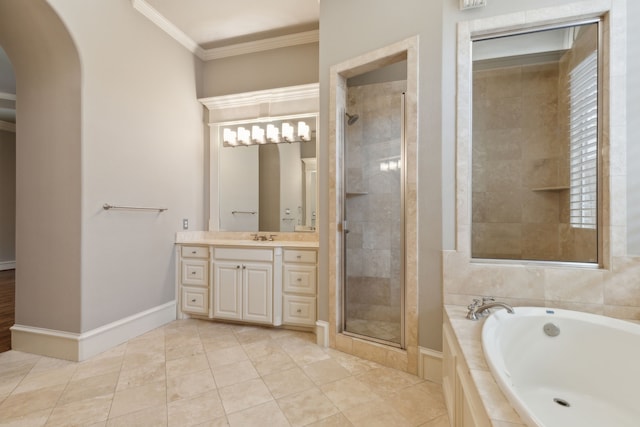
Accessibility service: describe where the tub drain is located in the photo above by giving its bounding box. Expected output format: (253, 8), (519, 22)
(553, 398), (570, 407)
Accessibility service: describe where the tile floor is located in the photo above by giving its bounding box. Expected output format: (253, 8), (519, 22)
(0, 319), (449, 426)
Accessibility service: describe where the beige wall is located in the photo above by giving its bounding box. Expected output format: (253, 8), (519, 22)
(0, 129), (15, 265)
(202, 43), (319, 97)
(0, 0), (82, 332)
(48, 0), (205, 332)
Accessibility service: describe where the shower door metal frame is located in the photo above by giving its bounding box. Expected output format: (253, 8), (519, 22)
(341, 93), (406, 350)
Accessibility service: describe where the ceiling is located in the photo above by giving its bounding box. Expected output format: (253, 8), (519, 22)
(0, 0), (321, 124)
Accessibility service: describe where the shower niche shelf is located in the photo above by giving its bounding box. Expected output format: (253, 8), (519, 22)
(531, 186), (569, 192)
(346, 192), (369, 198)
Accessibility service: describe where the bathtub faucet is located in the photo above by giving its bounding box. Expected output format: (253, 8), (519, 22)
(466, 298), (514, 320)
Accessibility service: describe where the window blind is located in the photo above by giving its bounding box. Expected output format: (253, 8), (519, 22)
(569, 50), (598, 229)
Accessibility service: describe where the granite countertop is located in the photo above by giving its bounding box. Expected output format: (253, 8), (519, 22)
(444, 305), (526, 426)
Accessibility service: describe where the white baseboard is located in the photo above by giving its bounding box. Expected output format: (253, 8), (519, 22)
(0, 261), (16, 271)
(315, 320), (329, 347)
(419, 347), (443, 384)
(11, 301), (176, 361)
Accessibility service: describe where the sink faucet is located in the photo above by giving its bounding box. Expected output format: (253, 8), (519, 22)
(466, 298), (514, 320)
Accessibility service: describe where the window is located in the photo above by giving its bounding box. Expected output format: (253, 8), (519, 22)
(569, 50), (598, 229)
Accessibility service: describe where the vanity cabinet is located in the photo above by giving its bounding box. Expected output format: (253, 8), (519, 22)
(282, 249), (317, 326)
(212, 248), (273, 324)
(179, 245), (210, 315)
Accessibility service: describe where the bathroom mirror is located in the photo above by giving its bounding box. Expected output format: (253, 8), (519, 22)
(471, 21), (600, 263)
(215, 114), (317, 232)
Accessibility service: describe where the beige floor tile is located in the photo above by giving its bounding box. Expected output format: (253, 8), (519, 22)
(211, 360), (258, 388)
(58, 371), (119, 405)
(0, 383), (65, 419)
(116, 361), (166, 391)
(278, 387), (339, 427)
(319, 376), (377, 412)
(0, 407), (51, 427)
(205, 346), (248, 369)
(0, 350), (41, 365)
(305, 413), (354, 427)
(12, 364), (76, 394)
(302, 359), (351, 385)
(120, 350), (165, 372)
(201, 334), (240, 352)
(340, 397), (413, 427)
(191, 416), (229, 427)
(251, 349), (297, 377)
(45, 394), (113, 426)
(227, 401), (289, 427)
(72, 355), (123, 381)
(262, 366), (315, 399)
(167, 390), (226, 427)
(166, 342), (204, 361)
(106, 404), (168, 427)
(324, 349), (380, 375)
(420, 413), (451, 427)
(217, 378), (273, 414)
(279, 340), (330, 366)
(241, 338), (283, 361)
(385, 381), (447, 425)
(166, 354), (210, 378)
(167, 369), (216, 402)
(109, 380), (166, 418)
(355, 366), (423, 397)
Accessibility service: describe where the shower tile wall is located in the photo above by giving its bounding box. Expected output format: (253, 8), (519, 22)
(345, 80), (406, 342)
(472, 29), (597, 263)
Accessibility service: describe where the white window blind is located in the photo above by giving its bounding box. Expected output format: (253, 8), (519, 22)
(569, 50), (598, 229)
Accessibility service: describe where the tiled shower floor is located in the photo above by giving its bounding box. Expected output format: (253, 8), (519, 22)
(0, 319), (449, 426)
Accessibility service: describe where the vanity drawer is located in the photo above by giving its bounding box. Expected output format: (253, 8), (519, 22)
(283, 295), (316, 326)
(181, 259), (208, 286)
(284, 265), (316, 295)
(283, 249), (316, 264)
(214, 248), (273, 262)
(181, 246), (209, 259)
(181, 286), (208, 315)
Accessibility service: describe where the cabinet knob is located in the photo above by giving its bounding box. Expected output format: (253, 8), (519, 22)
(297, 278), (302, 282)
(242, 265), (246, 269)
(191, 271), (196, 275)
(191, 299), (196, 302)
(296, 309), (302, 313)
(191, 251), (197, 254)
(297, 255), (302, 259)
(236, 265), (240, 269)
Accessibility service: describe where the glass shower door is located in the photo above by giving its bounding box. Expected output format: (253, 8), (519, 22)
(343, 83), (405, 348)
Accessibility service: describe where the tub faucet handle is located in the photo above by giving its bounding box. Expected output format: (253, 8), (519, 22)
(483, 296), (495, 304)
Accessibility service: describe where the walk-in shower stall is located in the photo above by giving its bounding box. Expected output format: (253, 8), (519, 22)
(342, 65), (407, 348)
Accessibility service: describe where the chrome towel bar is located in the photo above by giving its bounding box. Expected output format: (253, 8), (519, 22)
(103, 203), (167, 212)
(231, 210), (256, 215)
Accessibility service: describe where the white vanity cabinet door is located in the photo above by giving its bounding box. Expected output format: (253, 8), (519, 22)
(213, 262), (242, 320)
(283, 264), (316, 295)
(283, 295), (316, 326)
(242, 263), (273, 324)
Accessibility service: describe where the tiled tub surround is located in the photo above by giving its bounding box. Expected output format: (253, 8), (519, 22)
(448, 0), (634, 318)
(443, 305), (526, 426)
(344, 80), (406, 344)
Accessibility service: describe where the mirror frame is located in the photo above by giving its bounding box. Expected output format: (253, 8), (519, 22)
(199, 83), (319, 234)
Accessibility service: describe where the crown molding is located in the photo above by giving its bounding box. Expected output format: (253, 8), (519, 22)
(132, 0), (205, 58)
(0, 120), (16, 133)
(202, 30), (319, 60)
(199, 83), (319, 110)
(132, 0), (318, 61)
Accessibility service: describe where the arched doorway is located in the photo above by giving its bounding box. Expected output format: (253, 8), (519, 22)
(0, 0), (83, 350)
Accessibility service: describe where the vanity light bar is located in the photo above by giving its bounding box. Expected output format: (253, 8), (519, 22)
(222, 120), (315, 147)
(460, 0), (486, 10)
